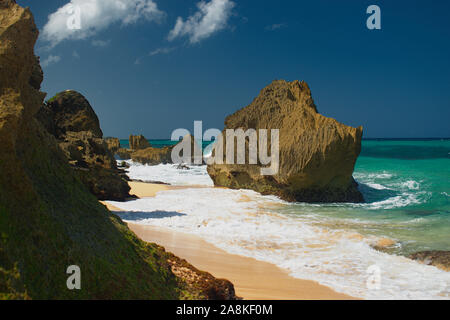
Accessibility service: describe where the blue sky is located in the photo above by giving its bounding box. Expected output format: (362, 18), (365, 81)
(18, 0), (450, 138)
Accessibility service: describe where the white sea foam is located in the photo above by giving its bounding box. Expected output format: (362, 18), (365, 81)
(365, 183), (388, 190)
(108, 187), (450, 300)
(354, 172), (394, 180)
(120, 160), (214, 186)
(354, 170), (428, 210)
(362, 193), (425, 210)
(400, 180), (421, 190)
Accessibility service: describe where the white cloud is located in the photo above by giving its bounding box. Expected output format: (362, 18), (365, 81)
(91, 39), (111, 47)
(41, 55), (61, 67)
(42, 0), (165, 47)
(149, 47), (175, 56)
(168, 0), (235, 44)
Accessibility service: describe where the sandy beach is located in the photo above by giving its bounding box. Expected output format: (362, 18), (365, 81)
(103, 181), (356, 300)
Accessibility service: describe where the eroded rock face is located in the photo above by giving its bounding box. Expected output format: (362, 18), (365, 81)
(116, 147), (132, 160)
(131, 146), (173, 165)
(41, 90), (103, 139)
(129, 134), (151, 150)
(37, 91), (131, 201)
(409, 251), (450, 272)
(104, 137), (120, 154)
(207, 80), (364, 203)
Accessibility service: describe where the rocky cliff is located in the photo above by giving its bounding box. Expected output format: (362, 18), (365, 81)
(207, 80), (364, 203)
(37, 90), (131, 201)
(0, 0), (236, 300)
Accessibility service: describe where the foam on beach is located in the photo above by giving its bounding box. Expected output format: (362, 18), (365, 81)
(121, 160), (214, 186)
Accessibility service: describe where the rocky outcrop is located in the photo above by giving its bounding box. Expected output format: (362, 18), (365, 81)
(104, 137), (120, 154)
(164, 249), (238, 300)
(129, 134), (151, 150)
(37, 90), (131, 201)
(207, 80), (364, 203)
(128, 135), (204, 166)
(131, 146), (173, 165)
(43, 90), (103, 139)
(116, 147), (132, 160)
(409, 251), (450, 272)
(0, 0), (237, 300)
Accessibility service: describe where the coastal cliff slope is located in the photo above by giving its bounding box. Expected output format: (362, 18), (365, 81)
(0, 0), (236, 300)
(207, 80), (364, 203)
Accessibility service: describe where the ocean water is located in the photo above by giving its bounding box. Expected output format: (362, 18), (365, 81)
(109, 139), (450, 299)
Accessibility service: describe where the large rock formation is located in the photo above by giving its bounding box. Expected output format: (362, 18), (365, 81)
(129, 134), (151, 150)
(207, 80), (364, 203)
(0, 0), (237, 300)
(37, 90), (131, 201)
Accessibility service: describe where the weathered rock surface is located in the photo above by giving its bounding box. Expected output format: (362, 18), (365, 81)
(0, 0), (237, 300)
(116, 147), (132, 160)
(42, 89), (103, 139)
(131, 146), (173, 165)
(207, 80), (364, 203)
(409, 251), (450, 272)
(37, 90), (131, 201)
(129, 134), (151, 150)
(104, 137), (120, 154)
